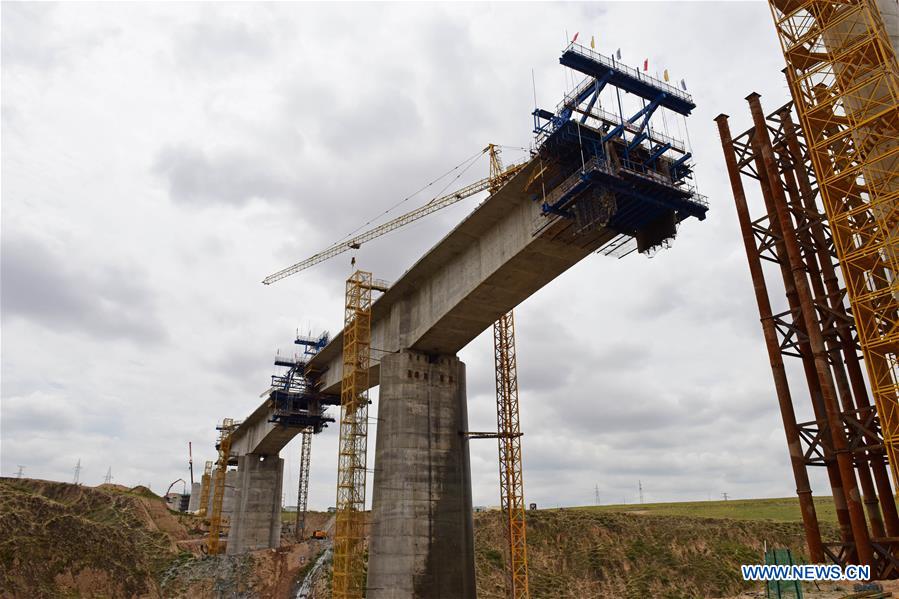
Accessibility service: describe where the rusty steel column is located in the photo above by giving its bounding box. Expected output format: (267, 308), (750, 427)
(778, 108), (899, 539)
(743, 108), (855, 548)
(748, 93), (873, 567)
(775, 142), (888, 541)
(716, 113), (825, 563)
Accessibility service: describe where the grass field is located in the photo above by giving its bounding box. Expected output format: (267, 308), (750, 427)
(577, 496), (840, 524)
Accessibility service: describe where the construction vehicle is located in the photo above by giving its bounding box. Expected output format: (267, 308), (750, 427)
(311, 530), (328, 540)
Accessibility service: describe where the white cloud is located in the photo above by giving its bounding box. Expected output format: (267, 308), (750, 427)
(2, 2), (818, 512)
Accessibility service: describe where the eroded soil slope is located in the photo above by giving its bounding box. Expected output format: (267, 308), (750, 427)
(0, 477), (188, 598)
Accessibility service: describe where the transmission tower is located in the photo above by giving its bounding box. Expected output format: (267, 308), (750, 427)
(638, 480), (644, 504)
(103, 467), (112, 484)
(16, 466), (24, 479)
(594, 484), (600, 506)
(73, 459), (81, 484)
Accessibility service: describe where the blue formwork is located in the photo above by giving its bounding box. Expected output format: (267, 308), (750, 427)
(269, 331), (337, 432)
(531, 43), (708, 252)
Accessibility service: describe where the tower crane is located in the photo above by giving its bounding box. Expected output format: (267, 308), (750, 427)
(263, 144), (531, 598)
(262, 145), (524, 284)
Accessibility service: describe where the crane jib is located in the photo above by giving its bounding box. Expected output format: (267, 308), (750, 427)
(261, 162), (524, 285)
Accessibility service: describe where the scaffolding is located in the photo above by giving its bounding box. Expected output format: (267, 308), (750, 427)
(717, 94), (899, 576)
(208, 418), (237, 555)
(487, 145), (530, 598)
(197, 460), (213, 518)
(332, 270), (374, 599)
(493, 311), (529, 598)
(295, 428), (312, 541)
(768, 0), (899, 501)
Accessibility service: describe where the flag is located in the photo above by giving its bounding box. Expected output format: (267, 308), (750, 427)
(663, 69), (669, 82)
(572, 32), (579, 43)
(616, 48), (621, 59)
(643, 58), (648, 72)
(680, 78), (688, 91)
(590, 35), (595, 49)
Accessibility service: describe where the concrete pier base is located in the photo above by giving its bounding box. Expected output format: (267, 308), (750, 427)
(367, 350), (475, 599)
(187, 482), (202, 512)
(206, 469), (237, 520)
(226, 454), (284, 555)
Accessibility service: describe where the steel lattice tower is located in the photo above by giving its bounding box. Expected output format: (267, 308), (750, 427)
(332, 270), (373, 599)
(208, 419), (236, 555)
(493, 310), (530, 598)
(295, 428), (312, 541)
(769, 0), (899, 490)
(487, 144), (530, 598)
(197, 460), (213, 519)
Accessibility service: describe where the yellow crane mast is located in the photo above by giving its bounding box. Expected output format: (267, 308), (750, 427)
(295, 427), (313, 541)
(208, 418), (237, 555)
(767, 0), (899, 483)
(489, 145), (530, 598)
(197, 460), (213, 518)
(332, 271), (378, 599)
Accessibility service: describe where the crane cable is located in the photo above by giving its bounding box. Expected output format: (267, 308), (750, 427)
(334, 148), (489, 245)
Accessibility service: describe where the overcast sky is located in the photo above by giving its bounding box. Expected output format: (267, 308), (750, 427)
(2, 1), (837, 510)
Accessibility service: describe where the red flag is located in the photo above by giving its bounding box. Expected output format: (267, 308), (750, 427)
(572, 32), (579, 43)
(643, 58), (649, 72)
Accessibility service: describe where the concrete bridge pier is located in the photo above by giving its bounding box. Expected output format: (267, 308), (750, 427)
(226, 453), (284, 555)
(367, 349), (476, 599)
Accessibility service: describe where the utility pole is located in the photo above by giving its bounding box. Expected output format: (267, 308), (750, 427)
(104, 467), (113, 485)
(188, 442), (194, 487)
(15, 466), (24, 479)
(73, 459), (81, 485)
(638, 480), (644, 504)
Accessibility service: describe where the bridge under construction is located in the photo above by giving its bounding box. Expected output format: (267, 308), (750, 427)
(191, 0), (899, 595)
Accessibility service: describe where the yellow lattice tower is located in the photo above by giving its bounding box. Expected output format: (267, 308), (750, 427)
(494, 311), (530, 598)
(197, 460), (213, 518)
(332, 271), (373, 599)
(208, 419), (235, 555)
(295, 427), (313, 541)
(768, 0), (899, 483)
(488, 144), (530, 598)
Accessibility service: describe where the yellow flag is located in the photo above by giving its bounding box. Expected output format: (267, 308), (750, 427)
(663, 69), (670, 82)
(590, 35), (595, 49)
